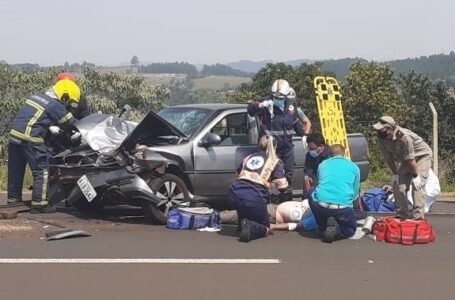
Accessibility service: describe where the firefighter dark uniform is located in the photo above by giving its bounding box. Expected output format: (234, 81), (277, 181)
(247, 98), (304, 186)
(228, 149), (288, 242)
(8, 92), (76, 212)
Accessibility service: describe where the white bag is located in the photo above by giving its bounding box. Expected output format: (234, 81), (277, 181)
(407, 169), (440, 213)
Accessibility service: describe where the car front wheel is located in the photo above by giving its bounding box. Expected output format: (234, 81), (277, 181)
(143, 174), (190, 224)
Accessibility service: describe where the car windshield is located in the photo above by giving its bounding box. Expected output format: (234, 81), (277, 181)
(157, 107), (212, 137)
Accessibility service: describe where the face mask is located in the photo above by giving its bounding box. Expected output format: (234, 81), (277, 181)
(377, 131), (388, 139)
(309, 150), (319, 158)
(273, 98), (285, 110)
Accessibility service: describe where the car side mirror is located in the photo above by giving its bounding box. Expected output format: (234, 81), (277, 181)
(118, 104), (132, 120)
(199, 133), (222, 147)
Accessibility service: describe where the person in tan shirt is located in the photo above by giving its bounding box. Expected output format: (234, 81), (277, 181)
(373, 116), (432, 219)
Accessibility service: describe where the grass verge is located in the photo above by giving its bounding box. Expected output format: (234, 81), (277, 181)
(0, 164), (32, 192)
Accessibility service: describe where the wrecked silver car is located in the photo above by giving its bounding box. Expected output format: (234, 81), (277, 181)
(48, 110), (187, 223)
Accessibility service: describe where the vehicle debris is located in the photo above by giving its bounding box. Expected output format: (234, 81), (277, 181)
(46, 229), (91, 241)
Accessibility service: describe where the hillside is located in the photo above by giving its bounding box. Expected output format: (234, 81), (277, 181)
(227, 53), (455, 86)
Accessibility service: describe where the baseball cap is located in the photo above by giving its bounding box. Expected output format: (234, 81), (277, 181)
(372, 116), (396, 131)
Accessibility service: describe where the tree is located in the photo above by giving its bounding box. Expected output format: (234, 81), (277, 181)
(201, 64), (252, 77)
(343, 62), (410, 130)
(80, 64), (169, 118)
(130, 55), (140, 66)
(0, 62), (170, 160)
(341, 62), (411, 171)
(0, 63), (58, 159)
(224, 62), (333, 129)
(130, 56), (140, 73)
(140, 62), (198, 77)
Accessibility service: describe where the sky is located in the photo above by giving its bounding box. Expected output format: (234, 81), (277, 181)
(0, 0), (454, 66)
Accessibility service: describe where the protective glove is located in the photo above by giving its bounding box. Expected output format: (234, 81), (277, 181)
(302, 135), (307, 148)
(49, 126), (62, 135)
(70, 131), (82, 141)
(304, 175), (313, 184)
(412, 175), (424, 191)
(259, 100), (274, 119)
(391, 174), (399, 185)
(259, 100), (273, 109)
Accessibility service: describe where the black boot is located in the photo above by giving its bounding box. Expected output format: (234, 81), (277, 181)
(6, 198), (25, 206)
(239, 219), (267, 242)
(323, 217), (337, 243)
(30, 205), (56, 214)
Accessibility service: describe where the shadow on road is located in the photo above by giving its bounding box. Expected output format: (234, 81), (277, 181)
(54, 202), (150, 225)
(217, 224), (240, 238)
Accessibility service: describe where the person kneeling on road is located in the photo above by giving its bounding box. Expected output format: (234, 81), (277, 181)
(308, 144), (360, 243)
(228, 135), (288, 242)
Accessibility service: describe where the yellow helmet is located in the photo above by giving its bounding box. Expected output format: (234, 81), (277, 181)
(53, 79), (81, 103)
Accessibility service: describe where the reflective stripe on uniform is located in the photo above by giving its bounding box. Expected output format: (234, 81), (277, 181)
(9, 99), (46, 144)
(238, 170), (270, 188)
(31, 95), (50, 105)
(42, 169), (49, 202)
(238, 156), (279, 188)
(31, 200), (48, 207)
(272, 178), (288, 190)
(264, 129), (295, 136)
(58, 112), (74, 124)
(9, 130), (44, 143)
(24, 100), (45, 137)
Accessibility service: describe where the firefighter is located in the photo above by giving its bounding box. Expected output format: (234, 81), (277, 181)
(56, 72), (90, 120)
(248, 79), (309, 202)
(7, 80), (81, 213)
(228, 135), (289, 242)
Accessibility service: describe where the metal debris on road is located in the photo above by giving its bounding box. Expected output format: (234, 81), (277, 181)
(46, 229), (91, 241)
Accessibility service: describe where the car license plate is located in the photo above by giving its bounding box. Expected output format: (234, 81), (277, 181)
(77, 175), (97, 202)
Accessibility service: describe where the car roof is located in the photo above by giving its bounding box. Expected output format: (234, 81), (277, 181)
(168, 103), (248, 112)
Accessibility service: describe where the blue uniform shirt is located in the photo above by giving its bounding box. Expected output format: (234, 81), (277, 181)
(312, 156), (360, 207)
(10, 93), (75, 144)
(230, 150), (287, 206)
(247, 98), (304, 154)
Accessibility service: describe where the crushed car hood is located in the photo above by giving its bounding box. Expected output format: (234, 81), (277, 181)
(76, 114), (137, 155)
(117, 111), (186, 152)
(76, 111), (185, 155)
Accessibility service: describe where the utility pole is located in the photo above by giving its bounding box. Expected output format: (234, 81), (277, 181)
(429, 102), (438, 175)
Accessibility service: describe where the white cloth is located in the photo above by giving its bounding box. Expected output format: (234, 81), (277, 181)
(259, 100), (273, 109)
(391, 174), (399, 185)
(49, 126), (61, 135)
(407, 169), (440, 213)
(349, 227), (366, 240)
(302, 135), (307, 149)
(412, 176), (424, 191)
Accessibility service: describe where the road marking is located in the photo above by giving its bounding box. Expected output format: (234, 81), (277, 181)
(0, 258), (281, 264)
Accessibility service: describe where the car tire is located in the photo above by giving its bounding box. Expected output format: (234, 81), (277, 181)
(143, 174), (190, 225)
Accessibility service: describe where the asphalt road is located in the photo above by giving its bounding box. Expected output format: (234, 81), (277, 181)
(0, 200), (454, 300)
